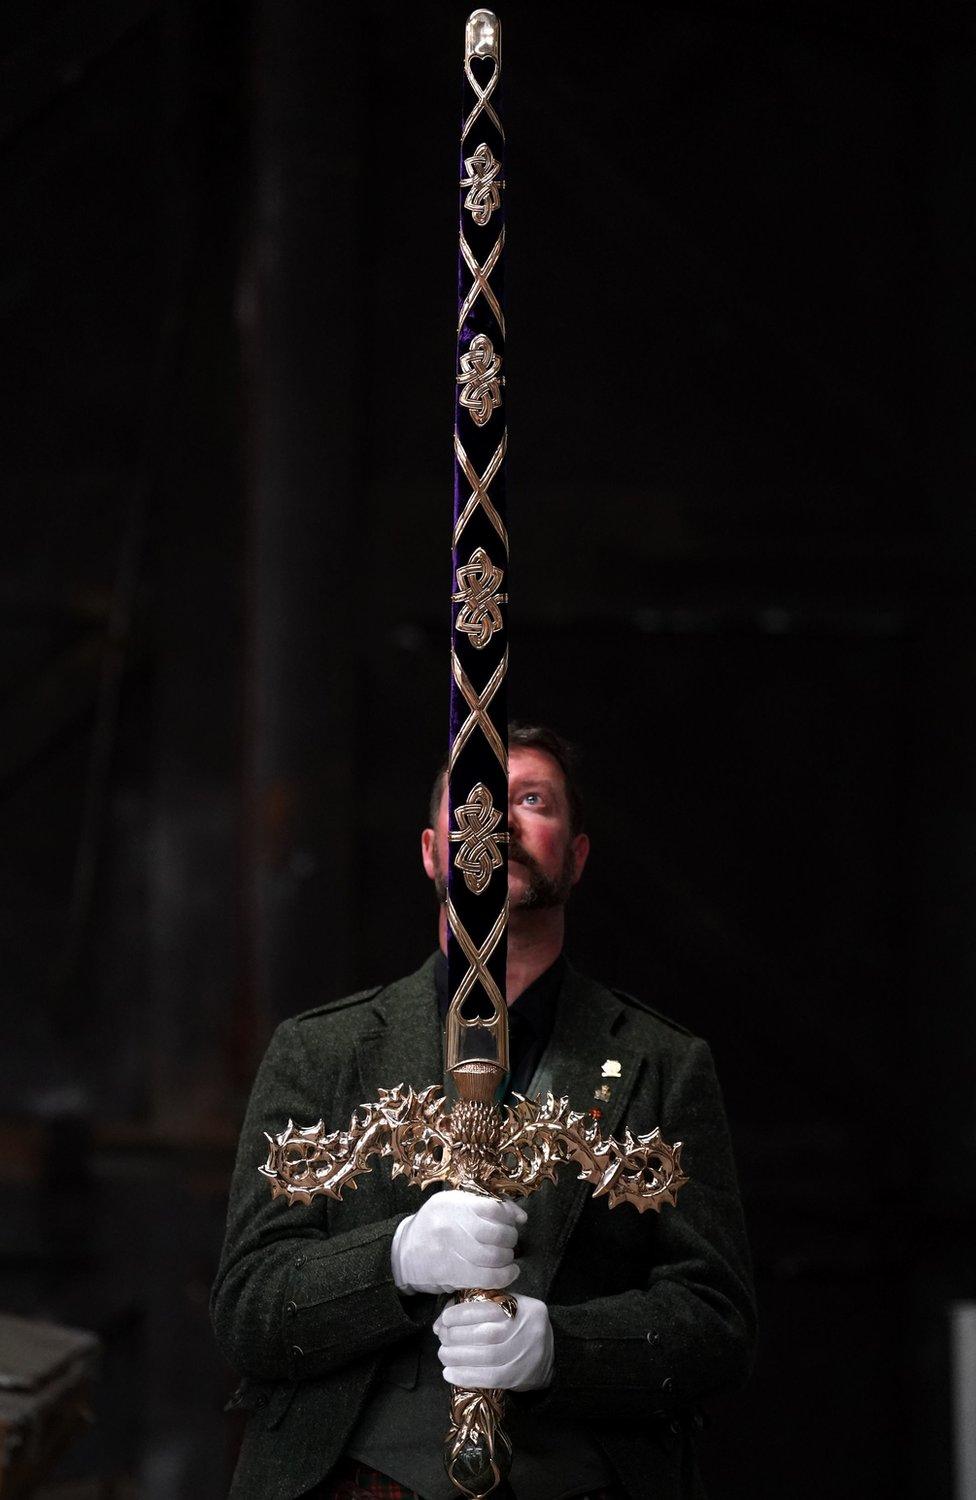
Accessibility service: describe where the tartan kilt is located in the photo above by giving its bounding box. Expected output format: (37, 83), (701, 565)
(311, 1455), (623, 1500)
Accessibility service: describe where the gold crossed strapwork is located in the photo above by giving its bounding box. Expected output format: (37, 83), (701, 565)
(445, 894), (507, 1015)
(454, 433), (508, 549)
(459, 231), (506, 335)
(462, 17), (502, 138)
(449, 649), (508, 772)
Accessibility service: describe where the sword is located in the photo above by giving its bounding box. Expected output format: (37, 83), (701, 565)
(259, 13), (688, 1497)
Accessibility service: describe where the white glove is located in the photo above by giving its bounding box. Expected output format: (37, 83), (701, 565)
(434, 1293), (554, 1392)
(390, 1190), (527, 1295)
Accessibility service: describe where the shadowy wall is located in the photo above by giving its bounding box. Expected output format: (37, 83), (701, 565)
(1, 2), (974, 1495)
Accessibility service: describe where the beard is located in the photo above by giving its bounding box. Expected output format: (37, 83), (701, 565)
(432, 840), (575, 910)
(508, 838), (576, 909)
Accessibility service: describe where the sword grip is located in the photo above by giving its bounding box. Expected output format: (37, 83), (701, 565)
(444, 1288), (517, 1499)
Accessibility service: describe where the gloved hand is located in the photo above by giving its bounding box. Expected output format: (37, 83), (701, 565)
(390, 1190), (527, 1295)
(434, 1293), (554, 1391)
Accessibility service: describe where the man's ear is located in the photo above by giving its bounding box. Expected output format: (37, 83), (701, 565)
(421, 826), (438, 881)
(570, 833), (590, 885)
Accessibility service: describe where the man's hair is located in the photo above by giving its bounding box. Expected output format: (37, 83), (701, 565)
(428, 722), (585, 836)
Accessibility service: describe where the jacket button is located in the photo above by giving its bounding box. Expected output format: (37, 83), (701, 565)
(285, 1301), (297, 1318)
(294, 1253), (307, 1268)
(646, 1331), (661, 1345)
(661, 1376), (674, 1394)
(291, 1345), (304, 1359)
(254, 1394), (268, 1409)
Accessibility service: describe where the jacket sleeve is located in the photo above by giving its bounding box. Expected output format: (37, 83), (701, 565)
(541, 1037), (756, 1422)
(210, 1016), (435, 1384)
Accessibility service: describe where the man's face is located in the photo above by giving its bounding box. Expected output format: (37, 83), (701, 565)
(421, 745), (589, 909)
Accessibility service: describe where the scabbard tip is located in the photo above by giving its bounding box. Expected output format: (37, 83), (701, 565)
(466, 10), (501, 64)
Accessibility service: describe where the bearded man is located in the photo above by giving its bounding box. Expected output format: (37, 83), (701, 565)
(211, 724), (755, 1500)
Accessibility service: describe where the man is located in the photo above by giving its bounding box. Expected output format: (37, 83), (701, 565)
(212, 725), (755, 1500)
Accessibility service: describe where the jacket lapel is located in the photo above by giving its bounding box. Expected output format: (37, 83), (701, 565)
(354, 954), (444, 1216)
(524, 964), (644, 1299)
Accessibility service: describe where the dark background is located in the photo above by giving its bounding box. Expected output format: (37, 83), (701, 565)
(2, 1), (975, 1495)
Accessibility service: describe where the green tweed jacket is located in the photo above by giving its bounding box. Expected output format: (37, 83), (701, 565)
(211, 955), (755, 1500)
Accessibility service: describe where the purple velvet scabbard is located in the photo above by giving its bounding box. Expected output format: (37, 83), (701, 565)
(445, 11), (510, 1087)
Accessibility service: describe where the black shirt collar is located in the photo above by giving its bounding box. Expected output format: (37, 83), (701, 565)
(433, 948), (565, 1036)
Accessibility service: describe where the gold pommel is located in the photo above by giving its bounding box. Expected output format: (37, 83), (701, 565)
(465, 10), (501, 65)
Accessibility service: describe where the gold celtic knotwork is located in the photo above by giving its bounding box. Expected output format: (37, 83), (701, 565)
(449, 648), (507, 773)
(450, 783), (508, 895)
(454, 433), (508, 550)
(453, 547), (507, 649)
(458, 333), (503, 427)
(461, 142), (504, 227)
(459, 230), (505, 336)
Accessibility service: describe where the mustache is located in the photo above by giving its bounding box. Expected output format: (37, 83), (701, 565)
(508, 839), (540, 872)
